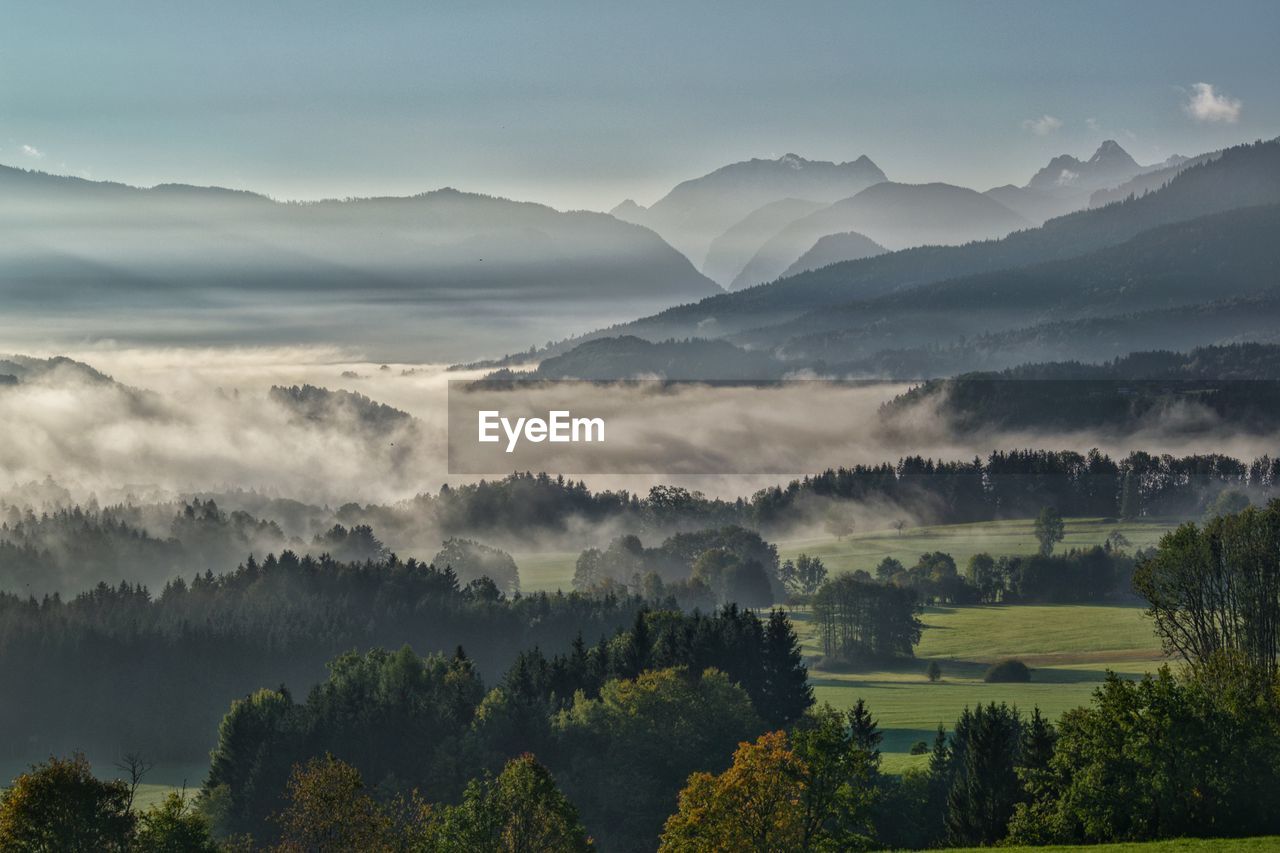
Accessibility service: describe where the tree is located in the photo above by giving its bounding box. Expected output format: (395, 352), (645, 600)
(984, 659), (1031, 683)
(691, 547), (739, 602)
(1204, 489), (1250, 521)
(927, 661), (942, 682)
(1007, 669), (1280, 844)
(1119, 471), (1142, 520)
(780, 554), (827, 597)
(572, 548), (606, 591)
(812, 575), (922, 662)
(433, 538), (521, 595)
(724, 558), (775, 608)
(553, 667), (762, 850)
(759, 609), (815, 726)
(0, 754), (134, 852)
(431, 754), (593, 851)
(1105, 531), (1131, 552)
(944, 703), (1026, 846)
(791, 706), (880, 849)
(875, 556), (904, 582)
(134, 792), (218, 853)
(272, 755), (395, 852)
(923, 725), (952, 844)
(1133, 502), (1280, 680)
(659, 731), (807, 852)
(892, 519), (908, 536)
(662, 713), (880, 853)
(824, 509), (856, 541)
(1034, 507), (1065, 557)
(114, 751), (154, 811)
(965, 553), (1003, 603)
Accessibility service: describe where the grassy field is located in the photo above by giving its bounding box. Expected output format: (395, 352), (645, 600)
(776, 516), (1173, 578)
(513, 517), (1176, 594)
(948, 839), (1280, 852)
(511, 518), (1178, 773)
(796, 602), (1168, 773)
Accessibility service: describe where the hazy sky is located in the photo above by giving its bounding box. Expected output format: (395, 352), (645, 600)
(3, 0), (1277, 210)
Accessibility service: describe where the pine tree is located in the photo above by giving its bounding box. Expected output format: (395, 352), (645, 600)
(758, 609), (814, 727)
(847, 698), (882, 770)
(945, 703), (1025, 846)
(1019, 706), (1056, 774)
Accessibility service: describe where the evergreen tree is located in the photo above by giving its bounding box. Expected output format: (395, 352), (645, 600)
(847, 698), (882, 770)
(758, 609), (814, 726)
(944, 703), (1025, 846)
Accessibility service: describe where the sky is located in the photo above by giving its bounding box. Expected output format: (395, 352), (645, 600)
(2, 0), (1278, 211)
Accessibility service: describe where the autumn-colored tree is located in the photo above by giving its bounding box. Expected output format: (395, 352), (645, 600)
(272, 755), (396, 853)
(660, 730), (807, 852)
(0, 753), (134, 852)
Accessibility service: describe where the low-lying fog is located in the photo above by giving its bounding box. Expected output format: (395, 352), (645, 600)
(3, 345), (1277, 508)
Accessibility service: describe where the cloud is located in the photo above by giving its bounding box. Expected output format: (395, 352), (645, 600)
(1021, 115), (1063, 136)
(1085, 117), (1101, 133)
(1183, 82), (1241, 123)
(20, 144), (44, 159)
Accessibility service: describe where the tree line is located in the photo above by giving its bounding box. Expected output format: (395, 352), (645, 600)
(5, 500), (1280, 849)
(3, 449), (1274, 599)
(0, 551), (646, 762)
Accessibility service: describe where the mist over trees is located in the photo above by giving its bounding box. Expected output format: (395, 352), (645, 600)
(2, 447), (1273, 598)
(0, 552), (646, 761)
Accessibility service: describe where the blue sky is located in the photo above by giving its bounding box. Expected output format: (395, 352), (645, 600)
(3, 0), (1277, 209)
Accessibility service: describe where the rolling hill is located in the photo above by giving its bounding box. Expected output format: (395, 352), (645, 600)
(781, 231), (888, 278)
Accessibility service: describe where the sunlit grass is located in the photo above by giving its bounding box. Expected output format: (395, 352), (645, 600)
(796, 602), (1169, 769)
(513, 516), (1178, 594)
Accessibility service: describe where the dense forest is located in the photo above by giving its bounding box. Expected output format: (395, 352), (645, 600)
(887, 344), (1280, 434)
(0, 553), (645, 760)
(4, 501), (1280, 850)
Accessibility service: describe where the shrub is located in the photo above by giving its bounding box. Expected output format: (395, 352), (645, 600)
(909, 740), (929, 755)
(983, 659), (1031, 683)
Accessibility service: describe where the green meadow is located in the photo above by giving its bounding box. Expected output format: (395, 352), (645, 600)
(513, 516), (1179, 775)
(796, 602), (1167, 773)
(514, 516), (1177, 594)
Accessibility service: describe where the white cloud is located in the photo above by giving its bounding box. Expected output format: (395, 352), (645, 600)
(20, 144), (44, 159)
(1021, 115), (1063, 136)
(1085, 117), (1101, 133)
(1183, 82), (1242, 123)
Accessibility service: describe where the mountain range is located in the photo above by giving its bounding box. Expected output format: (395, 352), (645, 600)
(610, 153), (886, 273)
(984, 140), (1175, 224)
(729, 182), (1027, 289)
(5, 135), (1276, 371)
(0, 166), (723, 359)
(482, 138), (1280, 382)
(625, 140), (1157, 292)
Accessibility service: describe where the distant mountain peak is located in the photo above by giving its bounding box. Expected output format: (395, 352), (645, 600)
(1088, 140), (1138, 168)
(609, 198), (647, 220)
(635, 153), (889, 262)
(1027, 141), (1145, 192)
